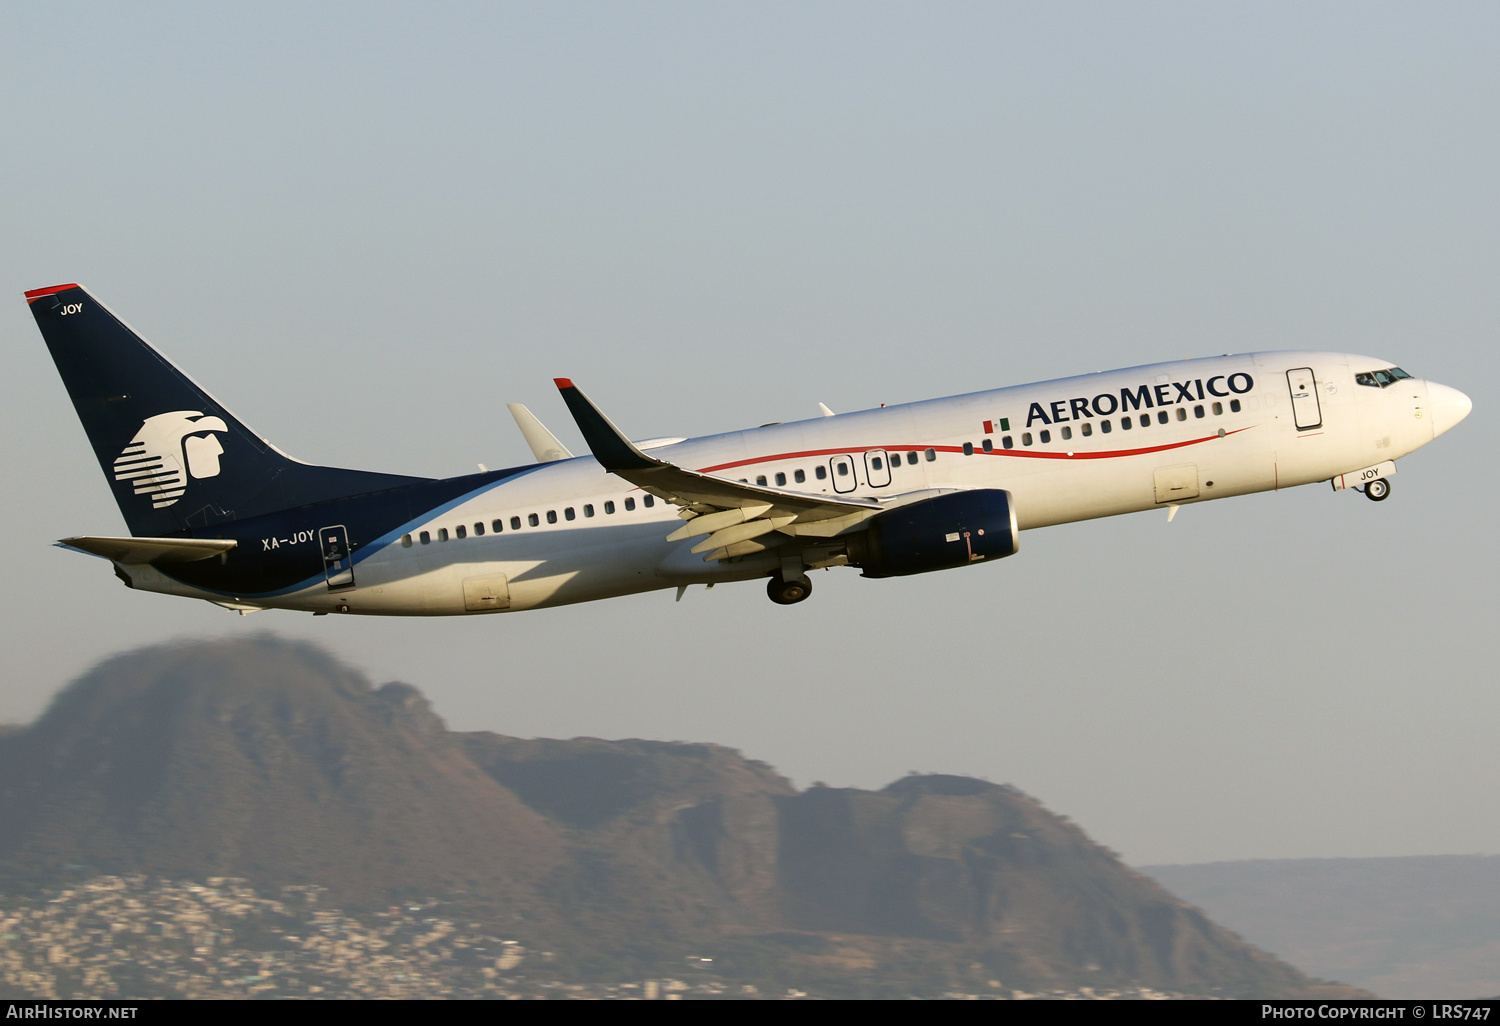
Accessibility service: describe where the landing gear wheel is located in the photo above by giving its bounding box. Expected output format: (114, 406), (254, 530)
(1365, 478), (1391, 502)
(767, 574), (813, 605)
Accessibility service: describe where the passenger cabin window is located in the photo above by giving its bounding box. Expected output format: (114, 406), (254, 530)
(815, 466), (828, 480)
(455, 525), (466, 539)
(981, 438), (993, 452)
(1100, 420), (1111, 433)
(644, 495), (654, 508)
(1194, 405), (1204, 418)
(794, 469), (805, 483)
(924, 448), (936, 462)
(1213, 402), (1223, 415)
(1022, 432), (1033, 446)
(438, 528), (449, 541)
(625, 497), (636, 511)
(1158, 411), (1169, 424)
(493, 519), (504, 533)
(1230, 399), (1241, 413)
(1060, 426), (1072, 441)
(871, 456), (884, 470)
(1080, 422), (1092, 437)
(1141, 414), (1151, 427)
(962, 442), (974, 455)
(1121, 416), (1132, 430)
(906, 451), (918, 465)
(420, 531), (431, 544)
(511, 516), (521, 530)
(474, 522), (484, 536)
(401, 534), (412, 547)
(564, 507), (575, 521)
(528, 513), (539, 527)
(604, 501), (615, 514)
(1002, 435), (1014, 448)
(1039, 429), (1051, 443)
(584, 504), (595, 518)
(775, 472), (786, 486)
(756, 475), (767, 486)
(1175, 408), (1186, 421)
(546, 510), (557, 524)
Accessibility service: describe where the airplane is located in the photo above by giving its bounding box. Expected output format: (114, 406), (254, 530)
(26, 282), (1471, 615)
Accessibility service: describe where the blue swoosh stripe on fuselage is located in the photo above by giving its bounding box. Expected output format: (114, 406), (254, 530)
(157, 462), (556, 599)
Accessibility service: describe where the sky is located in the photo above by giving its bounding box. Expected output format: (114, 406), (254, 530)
(1, 1), (1496, 866)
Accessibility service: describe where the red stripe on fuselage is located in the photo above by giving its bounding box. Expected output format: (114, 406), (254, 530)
(694, 426), (1254, 475)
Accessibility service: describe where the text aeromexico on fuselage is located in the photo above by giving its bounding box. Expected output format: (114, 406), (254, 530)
(26, 283), (1471, 614)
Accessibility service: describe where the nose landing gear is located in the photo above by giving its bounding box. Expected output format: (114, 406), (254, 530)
(1364, 478), (1391, 502)
(767, 573), (813, 605)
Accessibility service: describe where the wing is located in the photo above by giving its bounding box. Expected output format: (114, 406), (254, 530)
(553, 379), (883, 560)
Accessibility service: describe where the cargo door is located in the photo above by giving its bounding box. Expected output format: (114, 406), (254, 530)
(1286, 367), (1323, 430)
(463, 574), (510, 611)
(1153, 465), (1200, 504)
(319, 525), (355, 590)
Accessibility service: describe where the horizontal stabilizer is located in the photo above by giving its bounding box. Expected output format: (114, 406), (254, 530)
(58, 535), (237, 564)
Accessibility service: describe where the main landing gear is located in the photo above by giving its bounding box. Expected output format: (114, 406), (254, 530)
(767, 572), (813, 606)
(1364, 479), (1391, 502)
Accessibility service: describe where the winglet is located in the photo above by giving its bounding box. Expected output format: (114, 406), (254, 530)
(553, 379), (661, 472)
(507, 402), (574, 462)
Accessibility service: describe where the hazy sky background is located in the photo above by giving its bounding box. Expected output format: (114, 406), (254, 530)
(2, 2), (1495, 865)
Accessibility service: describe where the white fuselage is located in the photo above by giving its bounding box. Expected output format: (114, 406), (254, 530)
(123, 351), (1468, 615)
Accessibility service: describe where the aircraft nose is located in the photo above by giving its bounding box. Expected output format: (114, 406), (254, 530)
(1428, 381), (1472, 438)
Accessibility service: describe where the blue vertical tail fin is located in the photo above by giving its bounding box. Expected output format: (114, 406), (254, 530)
(26, 283), (427, 536)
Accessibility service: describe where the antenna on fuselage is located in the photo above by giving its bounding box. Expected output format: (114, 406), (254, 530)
(818, 403), (835, 417)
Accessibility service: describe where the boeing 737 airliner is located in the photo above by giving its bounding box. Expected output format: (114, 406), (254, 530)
(27, 283), (1471, 614)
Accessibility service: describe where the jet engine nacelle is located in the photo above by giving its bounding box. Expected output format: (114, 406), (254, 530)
(849, 489), (1019, 578)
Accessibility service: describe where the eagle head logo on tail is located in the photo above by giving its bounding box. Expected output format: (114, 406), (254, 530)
(112, 411), (229, 509)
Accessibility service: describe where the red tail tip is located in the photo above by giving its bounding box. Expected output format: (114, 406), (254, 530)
(24, 283), (80, 302)
(554, 378), (575, 389)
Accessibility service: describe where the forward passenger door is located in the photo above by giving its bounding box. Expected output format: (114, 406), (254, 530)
(1286, 368), (1323, 431)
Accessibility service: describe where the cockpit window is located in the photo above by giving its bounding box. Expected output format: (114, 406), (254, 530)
(1356, 367), (1414, 388)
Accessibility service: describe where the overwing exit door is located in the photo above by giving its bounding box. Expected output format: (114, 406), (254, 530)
(1286, 367), (1322, 430)
(829, 454), (858, 493)
(863, 450), (892, 488)
(319, 525), (355, 590)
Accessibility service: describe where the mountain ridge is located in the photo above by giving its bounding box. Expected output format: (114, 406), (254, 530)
(0, 636), (1359, 998)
